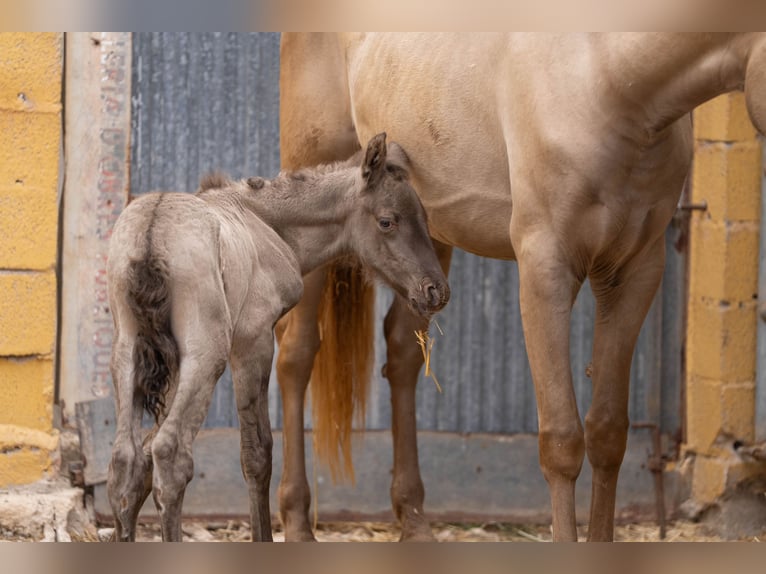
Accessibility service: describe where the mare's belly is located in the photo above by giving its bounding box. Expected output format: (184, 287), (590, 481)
(420, 187), (516, 260)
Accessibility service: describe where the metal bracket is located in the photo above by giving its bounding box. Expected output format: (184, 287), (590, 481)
(676, 201), (708, 212)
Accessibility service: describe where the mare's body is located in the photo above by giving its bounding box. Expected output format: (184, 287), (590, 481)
(276, 33), (766, 541)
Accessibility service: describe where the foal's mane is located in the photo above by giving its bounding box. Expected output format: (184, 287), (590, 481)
(195, 144), (408, 199)
(198, 171), (233, 192)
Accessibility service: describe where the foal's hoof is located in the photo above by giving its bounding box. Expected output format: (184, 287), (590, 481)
(283, 527), (317, 542)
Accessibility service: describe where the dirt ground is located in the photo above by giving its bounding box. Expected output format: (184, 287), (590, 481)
(121, 519), (761, 542)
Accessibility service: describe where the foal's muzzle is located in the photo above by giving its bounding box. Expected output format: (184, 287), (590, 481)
(409, 279), (450, 316)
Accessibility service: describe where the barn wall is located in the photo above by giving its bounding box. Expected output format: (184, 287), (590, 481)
(686, 92), (763, 504)
(0, 33), (62, 486)
(130, 32), (685, 439)
(1, 32), (760, 507)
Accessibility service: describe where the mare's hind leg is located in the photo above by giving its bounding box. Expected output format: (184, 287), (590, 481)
(383, 241), (453, 542)
(278, 33), (359, 542)
(275, 268), (326, 542)
(586, 237), (666, 541)
(231, 331), (276, 542)
(108, 333), (150, 542)
(151, 350), (227, 541)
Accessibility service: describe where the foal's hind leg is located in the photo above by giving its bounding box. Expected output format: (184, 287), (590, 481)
(586, 237), (666, 541)
(231, 331), (276, 542)
(108, 334), (150, 542)
(151, 350), (227, 541)
(382, 241), (452, 542)
(275, 268), (326, 542)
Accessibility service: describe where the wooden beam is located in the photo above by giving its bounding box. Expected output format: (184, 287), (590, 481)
(59, 33), (132, 424)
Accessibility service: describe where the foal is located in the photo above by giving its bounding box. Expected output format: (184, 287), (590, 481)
(106, 133), (449, 542)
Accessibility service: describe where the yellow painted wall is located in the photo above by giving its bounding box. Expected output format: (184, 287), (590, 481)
(0, 33), (62, 486)
(685, 92), (763, 504)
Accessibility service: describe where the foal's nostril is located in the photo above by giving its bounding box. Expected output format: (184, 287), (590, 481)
(426, 284), (439, 306)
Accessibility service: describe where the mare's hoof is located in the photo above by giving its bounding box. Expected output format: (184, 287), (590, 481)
(399, 522), (436, 542)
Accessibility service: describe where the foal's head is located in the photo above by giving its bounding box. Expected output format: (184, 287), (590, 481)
(350, 133), (449, 317)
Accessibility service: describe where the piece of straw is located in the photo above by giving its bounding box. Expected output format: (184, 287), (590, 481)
(415, 327), (443, 393)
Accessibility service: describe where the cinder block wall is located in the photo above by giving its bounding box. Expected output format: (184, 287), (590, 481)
(0, 33), (62, 486)
(686, 92), (763, 503)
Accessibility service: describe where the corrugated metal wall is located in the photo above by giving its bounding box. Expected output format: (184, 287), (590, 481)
(130, 32), (684, 436)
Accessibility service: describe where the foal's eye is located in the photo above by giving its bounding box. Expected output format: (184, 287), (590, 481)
(378, 217), (394, 231)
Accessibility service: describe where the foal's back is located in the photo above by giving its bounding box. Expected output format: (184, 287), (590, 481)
(108, 188), (302, 342)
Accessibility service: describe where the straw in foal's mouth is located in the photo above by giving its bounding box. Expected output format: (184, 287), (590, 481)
(415, 319), (444, 393)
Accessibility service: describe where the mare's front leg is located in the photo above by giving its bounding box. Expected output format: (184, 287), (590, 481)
(586, 237), (666, 541)
(231, 330), (277, 542)
(513, 220), (585, 542)
(382, 240), (453, 542)
(275, 268), (326, 541)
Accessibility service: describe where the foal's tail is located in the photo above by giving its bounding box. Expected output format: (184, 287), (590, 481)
(126, 254), (179, 423)
(310, 261), (375, 483)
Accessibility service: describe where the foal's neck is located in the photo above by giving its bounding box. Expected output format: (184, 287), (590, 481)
(246, 160), (361, 275)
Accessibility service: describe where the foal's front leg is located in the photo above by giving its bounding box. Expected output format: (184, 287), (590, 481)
(231, 332), (277, 542)
(275, 268), (326, 541)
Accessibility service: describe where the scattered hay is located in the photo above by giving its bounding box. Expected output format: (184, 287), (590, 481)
(124, 519), (757, 543)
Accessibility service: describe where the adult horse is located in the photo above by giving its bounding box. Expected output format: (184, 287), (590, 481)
(276, 33), (766, 542)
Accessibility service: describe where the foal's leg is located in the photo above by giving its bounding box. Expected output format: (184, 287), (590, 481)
(275, 268), (326, 541)
(382, 241), (453, 542)
(231, 332), (276, 542)
(151, 350), (227, 541)
(108, 333), (150, 542)
(586, 237), (666, 541)
(514, 228), (584, 542)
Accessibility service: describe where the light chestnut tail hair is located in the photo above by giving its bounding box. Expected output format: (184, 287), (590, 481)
(310, 260), (375, 483)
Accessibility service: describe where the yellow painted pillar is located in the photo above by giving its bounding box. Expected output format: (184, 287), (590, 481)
(0, 33), (62, 485)
(685, 92), (762, 504)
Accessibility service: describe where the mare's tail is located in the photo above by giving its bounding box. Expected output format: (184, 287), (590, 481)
(310, 261), (375, 483)
(125, 254), (180, 422)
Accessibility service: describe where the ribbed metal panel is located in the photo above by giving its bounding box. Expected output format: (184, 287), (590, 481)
(369, 225), (684, 435)
(130, 32), (684, 436)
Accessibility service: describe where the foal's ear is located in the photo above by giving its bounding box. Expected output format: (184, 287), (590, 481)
(362, 132), (387, 187)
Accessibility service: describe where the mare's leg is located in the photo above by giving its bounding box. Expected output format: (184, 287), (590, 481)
(107, 333), (149, 542)
(152, 349), (227, 541)
(275, 268), (326, 542)
(231, 331), (276, 542)
(277, 36), (359, 540)
(513, 225), (584, 542)
(382, 241), (453, 542)
(586, 237), (666, 541)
